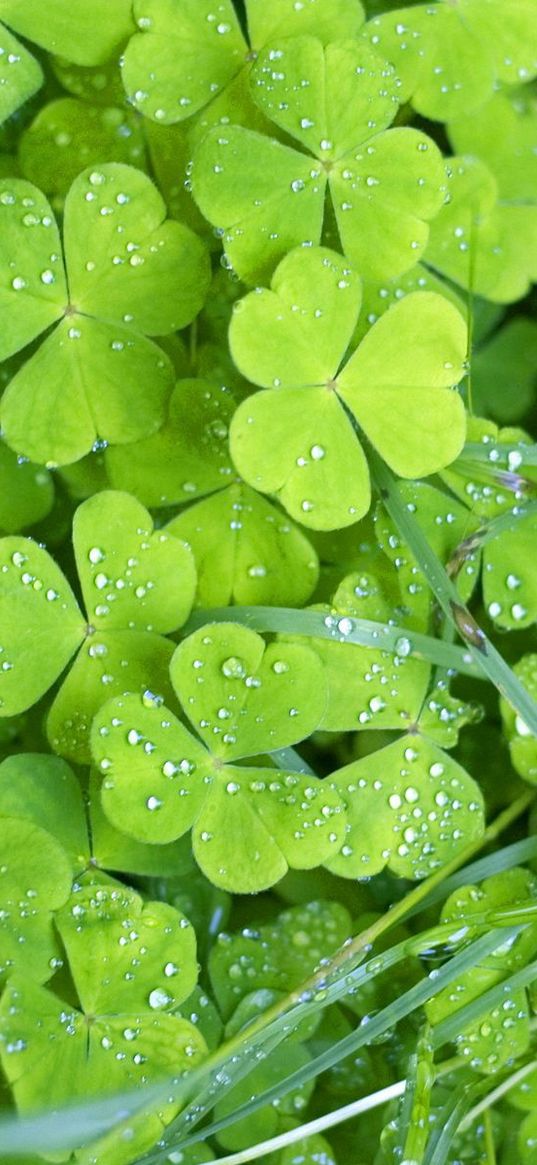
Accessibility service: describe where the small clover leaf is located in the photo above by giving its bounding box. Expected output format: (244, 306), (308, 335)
(482, 513), (537, 631)
(19, 98), (147, 200)
(91, 626), (346, 892)
(0, 878), (206, 1165)
(229, 246), (467, 529)
(214, 1044), (314, 1152)
(208, 899), (351, 1018)
(280, 571), (431, 732)
(0, 490), (196, 763)
(501, 655), (537, 783)
(0, 441), (54, 534)
(327, 732), (484, 881)
(192, 38), (446, 283)
(426, 868), (537, 1073)
(364, 0), (537, 122)
(0, 0), (136, 67)
(0, 22), (42, 126)
(425, 156), (536, 304)
(165, 482), (320, 609)
(0, 165), (210, 466)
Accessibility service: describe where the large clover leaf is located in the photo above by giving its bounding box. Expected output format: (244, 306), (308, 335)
(0, 814), (72, 987)
(121, 0), (365, 125)
(0, 877), (206, 1165)
(0, 0), (135, 67)
(228, 246), (467, 529)
(426, 869), (537, 1073)
(192, 36), (446, 283)
(91, 623), (347, 892)
(326, 709), (484, 881)
(501, 655), (537, 784)
(364, 0), (537, 122)
(0, 165), (210, 466)
(0, 490), (196, 764)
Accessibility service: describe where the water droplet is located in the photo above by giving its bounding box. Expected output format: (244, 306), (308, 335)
(221, 656), (246, 679)
(148, 988), (172, 1009)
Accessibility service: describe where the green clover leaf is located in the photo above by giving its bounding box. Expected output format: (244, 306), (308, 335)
(0, 877), (206, 1164)
(229, 246), (467, 529)
(364, 0), (537, 122)
(208, 899), (351, 1018)
(121, 0), (365, 126)
(18, 98), (147, 201)
(327, 730), (484, 881)
(426, 868), (537, 1072)
(440, 416), (534, 521)
(165, 482), (319, 609)
(0, 165), (210, 466)
(214, 1045), (314, 1152)
(91, 624), (347, 892)
(469, 320), (537, 425)
(0, 442), (54, 534)
(0, 816), (72, 987)
(0, 490), (196, 764)
(0, 22), (42, 126)
(192, 37), (446, 283)
(280, 571), (431, 732)
(482, 512), (537, 631)
(501, 655), (537, 784)
(424, 156), (536, 304)
(0, 0), (136, 67)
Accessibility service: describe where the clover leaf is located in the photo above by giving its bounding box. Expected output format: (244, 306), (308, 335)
(192, 36), (446, 283)
(326, 724), (484, 881)
(501, 655), (537, 784)
(0, 22), (42, 126)
(280, 571), (431, 732)
(424, 156), (536, 304)
(0, 816), (72, 987)
(228, 246), (467, 529)
(0, 0), (136, 67)
(91, 623), (347, 892)
(121, 0), (365, 126)
(0, 490), (196, 765)
(208, 899), (351, 1018)
(426, 868), (537, 1072)
(214, 1044), (314, 1152)
(0, 164), (210, 466)
(482, 512), (537, 631)
(364, 0), (537, 122)
(18, 98), (147, 201)
(0, 877), (206, 1165)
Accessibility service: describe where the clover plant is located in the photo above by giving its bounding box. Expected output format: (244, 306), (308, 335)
(1, 3), (537, 1164)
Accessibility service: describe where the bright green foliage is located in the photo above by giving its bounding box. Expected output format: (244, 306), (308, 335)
(0, 165), (210, 466)
(0, 490), (196, 762)
(0, 4), (537, 1163)
(501, 655), (537, 783)
(327, 726), (484, 880)
(229, 246), (467, 529)
(91, 625), (347, 892)
(0, 0), (135, 66)
(364, 0), (537, 122)
(0, 23), (42, 126)
(426, 868), (537, 1072)
(192, 37), (446, 283)
(209, 899), (351, 1017)
(0, 877), (206, 1164)
(18, 99), (147, 200)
